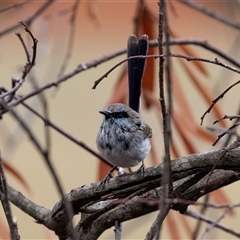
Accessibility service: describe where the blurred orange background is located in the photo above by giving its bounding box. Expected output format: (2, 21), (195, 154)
(0, 1), (240, 239)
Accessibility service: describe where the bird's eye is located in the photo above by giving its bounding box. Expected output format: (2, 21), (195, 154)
(111, 111), (129, 119)
(136, 122), (141, 127)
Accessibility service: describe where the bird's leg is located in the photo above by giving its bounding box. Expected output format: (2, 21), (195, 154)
(137, 160), (145, 176)
(96, 166), (118, 190)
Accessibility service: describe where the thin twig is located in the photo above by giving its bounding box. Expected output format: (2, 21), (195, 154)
(0, 100), (76, 240)
(213, 119), (240, 146)
(150, 38), (240, 68)
(7, 184), (50, 223)
(0, 22), (38, 101)
(221, 106), (240, 147)
(172, 54), (240, 74)
(0, 152), (20, 240)
(92, 54), (240, 90)
(197, 206), (233, 240)
(0, 78), (24, 100)
(146, 206), (170, 240)
(0, 0), (33, 14)
(178, 0), (240, 30)
(92, 54), (159, 89)
(15, 32), (31, 63)
(0, 88), (111, 167)
(162, 0), (173, 194)
(5, 39), (240, 108)
(155, 1), (171, 239)
(114, 221), (122, 240)
(192, 194), (210, 240)
(0, 0), (56, 37)
(201, 80), (240, 125)
(57, 0), (80, 77)
(45, 6), (73, 19)
(19, 97), (112, 166)
(19, 21), (38, 78)
(17, 22), (53, 172)
(29, 74), (52, 165)
(186, 209), (240, 238)
(18, 22), (52, 174)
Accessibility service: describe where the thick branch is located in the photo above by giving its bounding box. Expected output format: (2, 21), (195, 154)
(7, 149), (240, 239)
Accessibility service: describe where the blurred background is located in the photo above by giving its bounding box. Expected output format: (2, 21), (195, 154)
(0, 1), (240, 239)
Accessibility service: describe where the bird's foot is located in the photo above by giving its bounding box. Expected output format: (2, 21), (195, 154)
(96, 166), (118, 191)
(137, 161), (145, 176)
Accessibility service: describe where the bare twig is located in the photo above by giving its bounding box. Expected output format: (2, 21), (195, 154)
(4, 38), (239, 108)
(92, 54), (159, 89)
(0, 22), (38, 102)
(18, 22), (52, 175)
(145, 207), (170, 240)
(154, 1), (171, 239)
(162, 0), (173, 193)
(201, 80), (240, 125)
(19, 21), (38, 78)
(0, 100), (76, 240)
(15, 33), (31, 64)
(197, 206), (233, 240)
(212, 119), (240, 146)
(171, 54), (240, 75)
(92, 53), (240, 90)
(17, 22), (52, 187)
(19, 98), (112, 166)
(150, 38), (240, 68)
(186, 209), (240, 238)
(114, 221), (122, 240)
(0, 78), (24, 100)
(165, 198), (240, 210)
(0, 152), (20, 240)
(57, 0), (80, 77)
(0, 86), (111, 167)
(7, 184), (50, 223)
(178, 0), (240, 30)
(192, 194), (210, 240)
(0, 0), (56, 37)
(0, 0), (33, 14)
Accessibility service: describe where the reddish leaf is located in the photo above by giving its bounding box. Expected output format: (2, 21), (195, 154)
(179, 214), (193, 236)
(211, 189), (233, 214)
(3, 159), (32, 193)
(180, 60), (227, 128)
(204, 190), (234, 216)
(175, 111), (216, 143)
(141, 6), (156, 109)
(97, 161), (111, 182)
(87, 0), (100, 27)
(172, 31), (208, 77)
(172, 72), (195, 121)
(173, 112), (197, 154)
(171, 138), (181, 158)
(167, 211), (182, 239)
(0, 218), (9, 239)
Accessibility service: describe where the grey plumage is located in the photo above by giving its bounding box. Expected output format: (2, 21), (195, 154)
(96, 103), (152, 168)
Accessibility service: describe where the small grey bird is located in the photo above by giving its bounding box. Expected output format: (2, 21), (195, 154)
(96, 103), (152, 168)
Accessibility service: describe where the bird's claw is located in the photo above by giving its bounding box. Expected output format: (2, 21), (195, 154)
(137, 162), (145, 176)
(96, 166), (117, 191)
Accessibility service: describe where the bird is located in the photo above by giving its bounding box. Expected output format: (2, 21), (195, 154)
(96, 103), (152, 168)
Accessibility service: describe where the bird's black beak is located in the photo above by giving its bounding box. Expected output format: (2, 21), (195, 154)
(99, 111), (111, 118)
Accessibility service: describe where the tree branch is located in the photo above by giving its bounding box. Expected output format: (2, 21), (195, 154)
(6, 148), (240, 239)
